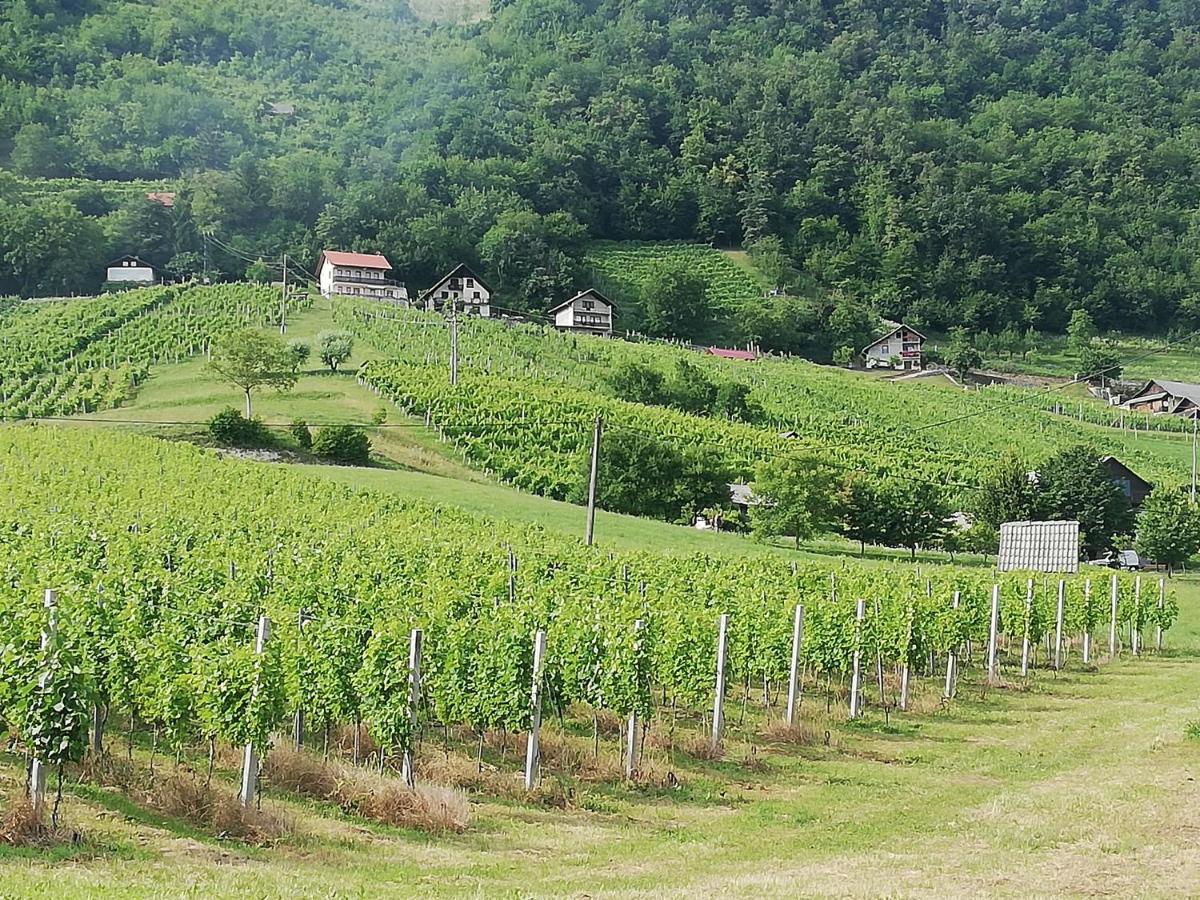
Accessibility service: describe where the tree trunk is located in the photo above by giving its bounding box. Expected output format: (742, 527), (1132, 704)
(244, 389), (253, 419)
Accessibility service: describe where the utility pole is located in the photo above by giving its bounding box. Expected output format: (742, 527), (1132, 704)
(280, 253), (288, 335)
(449, 308), (459, 387)
(584, 415), (604, 546)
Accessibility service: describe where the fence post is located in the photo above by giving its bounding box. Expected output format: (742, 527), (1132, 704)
(1108, 575), (1119, 660)
(987, 584), (1001, 685)
(1131, 575), (1142, 656)
(239, 615), (271, 808)
(785, 604), (805, 727)
(711, 614), (729, 752)
(1020, 578), (1033, 677)
(944, 591), (960, 700)
(625, 619), (644, 779)
(1156, 578), (1166, 652)
(849, 600), (866, 719)
(1083, 579), (1092, 663)
(1053, 580), (1065, 671)
(523, 629), (547, 791)
(30, 589), (57, 820)
(402, 628), (423, 789)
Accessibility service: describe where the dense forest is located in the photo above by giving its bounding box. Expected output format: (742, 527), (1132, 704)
(4, 0), (1200, 348)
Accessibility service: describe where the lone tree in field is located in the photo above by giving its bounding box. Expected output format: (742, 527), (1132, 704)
(318, 330), (354, 372)
(1135, 486), (1200, 574)
(945, 327), (981, 382)
(208, 328), (298, 418)
(750, 453), (838, 549)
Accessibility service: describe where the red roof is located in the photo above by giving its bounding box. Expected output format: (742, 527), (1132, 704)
(319, 250), (392, 270)
(707, 347), (758, 361)
(146, 191), (176, 207)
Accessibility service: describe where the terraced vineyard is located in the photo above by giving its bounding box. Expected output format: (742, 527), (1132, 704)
(584, 241), (765, 319)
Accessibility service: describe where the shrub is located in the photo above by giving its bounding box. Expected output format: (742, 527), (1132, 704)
(287, 339), (311, 370)
(313, 424), (370, 465)
(208, 407), (272, 448)
(1186, 720), (1200, 741)
(371, 405), (388, 425)
(290, 418), (312, 449)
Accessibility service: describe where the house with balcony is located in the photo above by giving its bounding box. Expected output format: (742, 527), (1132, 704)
(550, 289), (616, 335)
(105, 255), (157, 284)
(861, 324), (925, 370)
(316, 250), (408, 303)
(419, 264), (492, 317)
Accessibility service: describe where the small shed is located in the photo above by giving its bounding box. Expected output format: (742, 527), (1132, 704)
(997, 521), (1080, 573)
(105, 255), (157, 284)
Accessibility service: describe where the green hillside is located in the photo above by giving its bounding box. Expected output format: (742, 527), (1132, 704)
(5, 1), (1200, 351)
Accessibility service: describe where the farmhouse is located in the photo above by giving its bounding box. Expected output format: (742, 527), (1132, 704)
(550, 289), (616, 335)
(1100, 456), (1152, 508)
(105, 255), (157, 284)
(316, 250), (408, 303)
(861, 324), (925, 371)
(1122, 380), (1200, 417)
(706, 347), (757, 361)
(420, 264), (492, 317)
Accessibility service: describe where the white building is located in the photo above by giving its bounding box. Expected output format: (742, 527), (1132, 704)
(316, 250), (408, 303)
(105, 255), (157, 284)
(861, 324), (925, 371)
(419, 264), (491, 317)
(550, 288), (616, 335)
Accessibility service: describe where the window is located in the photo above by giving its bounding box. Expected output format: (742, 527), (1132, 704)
(879, 343), (889, 354)
(582, 300), (594, 310)
(441, 290), (449, 298)
(473, 291), (480, 299)
(466, 278), (474, 287)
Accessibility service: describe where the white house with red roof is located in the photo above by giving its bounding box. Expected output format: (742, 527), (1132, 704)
(317, 250), (408, 303)
(861, 323), (925, 370)
(706, 346), (758, 361)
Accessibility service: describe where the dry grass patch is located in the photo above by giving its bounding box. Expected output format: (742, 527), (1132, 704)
(0, 794), (56, 847)
(266, 746), (469, 833)
(760, 719), (833, 746)
(83, 754), (289, 843)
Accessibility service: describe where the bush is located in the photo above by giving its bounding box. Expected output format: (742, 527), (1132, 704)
(290, 418), (312, 449)
(208, 407), (272, 448)
(313, 424), (370, 465)
(371, 405), (388, 425)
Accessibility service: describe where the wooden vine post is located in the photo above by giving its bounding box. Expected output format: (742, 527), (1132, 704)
(1083, 579), (1093, 663)
(849, 600), (866, 719)
(625, 619), (643, 779)
(785, 604), (805, 727)
(402, 628), (423, 789)
(293, 609), (306, 750)
(1131, 575), (1142, 656)
(1053, 580), (1065, 671)
(899, 599), (914, 712)
(29, 589), (57, 820)
(239, 614), (271, 809)
(710, 614), (729, 752)
(1020, 578), (1033, 678)
(1156, 578), (1166, 652)
(1108, 574), (1119, 660)
(943, 590), (960, 700)
(523, 629), (547, 791)
(986, 584), (1001, 685)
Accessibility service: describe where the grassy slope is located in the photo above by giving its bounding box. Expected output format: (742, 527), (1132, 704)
(5, 583), (1199, 897)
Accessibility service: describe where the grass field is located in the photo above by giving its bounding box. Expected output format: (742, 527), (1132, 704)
(3, 579), (1198, 897)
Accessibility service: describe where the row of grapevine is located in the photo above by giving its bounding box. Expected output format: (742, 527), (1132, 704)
(0, 283), (308, 419)
(339, 300), (1187, 492)
(0, 427), (1175, 789)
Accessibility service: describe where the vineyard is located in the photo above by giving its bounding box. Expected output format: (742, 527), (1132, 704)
(1, 427), (1176, 828)
(0, 283), (306, 419)
(584, 241), (765, 315)
(337, 301), (1192, 498)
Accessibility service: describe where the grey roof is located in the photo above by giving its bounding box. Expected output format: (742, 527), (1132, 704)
(1131, 380), (1200, 407)
(548, 288), (617, 315)
(998, 521), (1080, 573)
(266, 102), (296, 116)
(861, 322), (926, 355)
(729, 483), (756, 506)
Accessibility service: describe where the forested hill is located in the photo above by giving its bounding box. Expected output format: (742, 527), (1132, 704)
(5, 0), (1200, 342)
